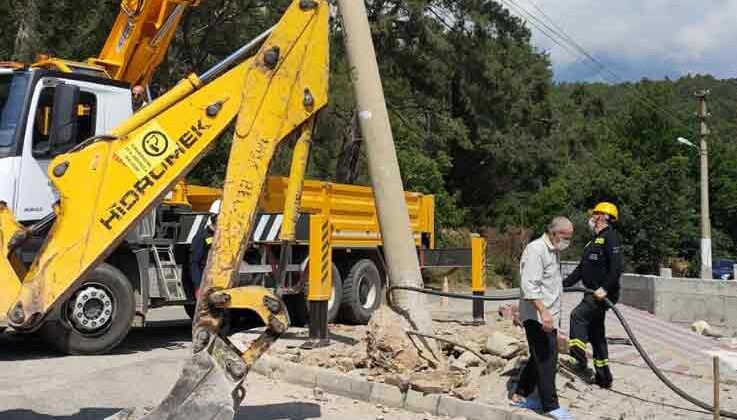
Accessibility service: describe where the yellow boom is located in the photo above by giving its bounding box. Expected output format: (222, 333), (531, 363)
(89, 0), (200, 87)
(0, 2), (329, 418)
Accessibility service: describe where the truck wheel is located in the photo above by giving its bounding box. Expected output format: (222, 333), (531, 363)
(184, 304), (196, 320)
(287, 263), (342, 327)
(40, 263), (135, 355)
(319, 264), (343, 324)
(340, 259), (382, 324)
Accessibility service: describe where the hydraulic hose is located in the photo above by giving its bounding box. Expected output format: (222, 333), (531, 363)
(386, 285), (737, 418)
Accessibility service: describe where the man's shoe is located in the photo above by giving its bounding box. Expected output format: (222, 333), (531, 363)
(546, 407), (575, 420)
(511, 397), (543, 411)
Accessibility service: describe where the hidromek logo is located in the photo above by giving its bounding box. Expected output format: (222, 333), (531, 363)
(100, 119), (211, 231)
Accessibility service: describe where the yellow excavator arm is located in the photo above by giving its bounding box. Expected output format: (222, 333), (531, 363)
(88, 0), (200, 87)
(1, 2), (328, 417)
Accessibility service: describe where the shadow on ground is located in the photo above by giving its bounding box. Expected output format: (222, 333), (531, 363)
(0, 408), (119, 420)
(0, 402), (322, 420)
(0, 319), (191, 361)
(237, 402), (321, 419)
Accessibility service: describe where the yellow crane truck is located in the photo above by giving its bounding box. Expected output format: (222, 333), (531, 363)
(0, 2), (489, 419)
(171, 177), (435, 326)
(0, 0), (444, 356)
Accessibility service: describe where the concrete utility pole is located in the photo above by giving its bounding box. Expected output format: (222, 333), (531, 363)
(695, 90), (712, 279)
(336, 0), (438, 358)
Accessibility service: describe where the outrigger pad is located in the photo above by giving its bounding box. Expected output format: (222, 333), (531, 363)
(107, 335), (247, 420)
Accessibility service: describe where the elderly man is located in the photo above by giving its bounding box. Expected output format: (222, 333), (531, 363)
(512, 216), (575, 420)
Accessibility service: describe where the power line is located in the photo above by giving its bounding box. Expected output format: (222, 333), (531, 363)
(510, 0), (697, 134)
(499, 0), (696, 135)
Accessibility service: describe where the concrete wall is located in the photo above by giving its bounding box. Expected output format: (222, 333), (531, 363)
(619, 274), (737, 328)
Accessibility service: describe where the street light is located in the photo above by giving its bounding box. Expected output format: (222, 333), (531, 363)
(677, 136), (698, 151)
(676, 136), (712, 279)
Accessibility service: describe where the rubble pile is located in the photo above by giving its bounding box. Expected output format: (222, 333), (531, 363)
(267, 308), (532, 403)
(247, 306), (737, 419)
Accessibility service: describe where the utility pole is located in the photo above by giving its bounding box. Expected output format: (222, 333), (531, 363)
(695, 90), (712, 279)
(336, 0), (438, 359)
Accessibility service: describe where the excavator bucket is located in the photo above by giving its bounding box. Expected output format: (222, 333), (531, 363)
(109, 287), (290, 420)
(107, 335), (246, 420)
(108, 0), (328, 418)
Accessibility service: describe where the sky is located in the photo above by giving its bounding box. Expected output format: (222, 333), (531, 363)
(507, 0), (737, 82)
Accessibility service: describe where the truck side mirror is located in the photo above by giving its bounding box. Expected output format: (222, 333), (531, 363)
(48, 83), (80, 151)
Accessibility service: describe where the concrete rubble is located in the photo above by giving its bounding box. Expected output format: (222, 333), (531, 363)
(232, 303), (737, 419)
(692, 320), (725, 338)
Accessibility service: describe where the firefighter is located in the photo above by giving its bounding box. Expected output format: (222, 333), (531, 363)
(190, 199), (220, 299)
(563, 202), (623, 389)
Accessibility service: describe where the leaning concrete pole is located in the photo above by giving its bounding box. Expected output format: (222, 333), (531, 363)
(336, 0), (437, 358)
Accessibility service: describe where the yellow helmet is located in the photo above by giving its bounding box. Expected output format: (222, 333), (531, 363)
(591, 202), (619, 221)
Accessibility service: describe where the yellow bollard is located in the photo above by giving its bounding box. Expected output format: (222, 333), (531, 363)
(471, 235), (487, 325)
(303, 214), (332, 349)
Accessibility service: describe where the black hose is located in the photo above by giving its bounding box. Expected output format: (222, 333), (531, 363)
(604, 295), (736, 418)
(406, 330), (488, 365)
(387, 285), (737, 418)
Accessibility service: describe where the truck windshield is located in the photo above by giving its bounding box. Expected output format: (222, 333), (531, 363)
(0, 72), (29, 156)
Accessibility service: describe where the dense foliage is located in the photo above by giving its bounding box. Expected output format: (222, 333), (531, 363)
(4, 0), (736, 275)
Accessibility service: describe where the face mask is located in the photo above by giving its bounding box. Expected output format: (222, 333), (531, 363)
(588, 217), (597, 232)
(558, 239), (571, 251)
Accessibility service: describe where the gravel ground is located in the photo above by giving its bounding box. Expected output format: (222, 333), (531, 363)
(0, 307), (446, 420)
(243, 312), (736, 420)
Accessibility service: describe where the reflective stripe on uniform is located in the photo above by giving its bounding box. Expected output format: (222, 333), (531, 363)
(569, 338), (587, 350)
(593, 359), (609, 367)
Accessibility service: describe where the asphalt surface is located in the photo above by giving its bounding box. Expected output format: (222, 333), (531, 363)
(0, 307), (440, 420)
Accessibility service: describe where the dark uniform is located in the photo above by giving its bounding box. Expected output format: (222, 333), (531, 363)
(563, 225), (623, 388)
(190, 226), (214, 295)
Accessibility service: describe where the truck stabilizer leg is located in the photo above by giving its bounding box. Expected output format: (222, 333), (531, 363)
(303, 300), (330, 349)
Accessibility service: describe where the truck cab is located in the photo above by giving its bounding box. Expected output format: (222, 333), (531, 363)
(0, 67), (133, 222)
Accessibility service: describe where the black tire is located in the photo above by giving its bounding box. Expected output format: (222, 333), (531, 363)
(40, 263), (135, 355)
(321, 264), (343, 323)
(286, 263), (342, 327)
(284, 294), (309, 327)
(340, 259), (382, 324)
(184, 304), (196, 320)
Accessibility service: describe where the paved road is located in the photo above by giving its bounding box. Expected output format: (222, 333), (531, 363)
(0, 308), (438, 420)
(559, 292), (737, 381)
(427, 289), (737, 380)
(428, 291), (737, 419)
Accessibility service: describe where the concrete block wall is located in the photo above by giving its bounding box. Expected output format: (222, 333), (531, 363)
(619, 274), (737, 328)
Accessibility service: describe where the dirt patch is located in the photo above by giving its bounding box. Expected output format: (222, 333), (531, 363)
(232, 306), (737, 419)
(241, 311), (529, 404)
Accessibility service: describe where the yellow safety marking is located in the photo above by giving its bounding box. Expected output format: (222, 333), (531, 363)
(115, 122), (176, 179)
(595, 237), (605, 245)
(593, 359), (609, 367)
(308, 215), (332, 301)
(471, 236), (487, 292)
(569, 338), (587, 349)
